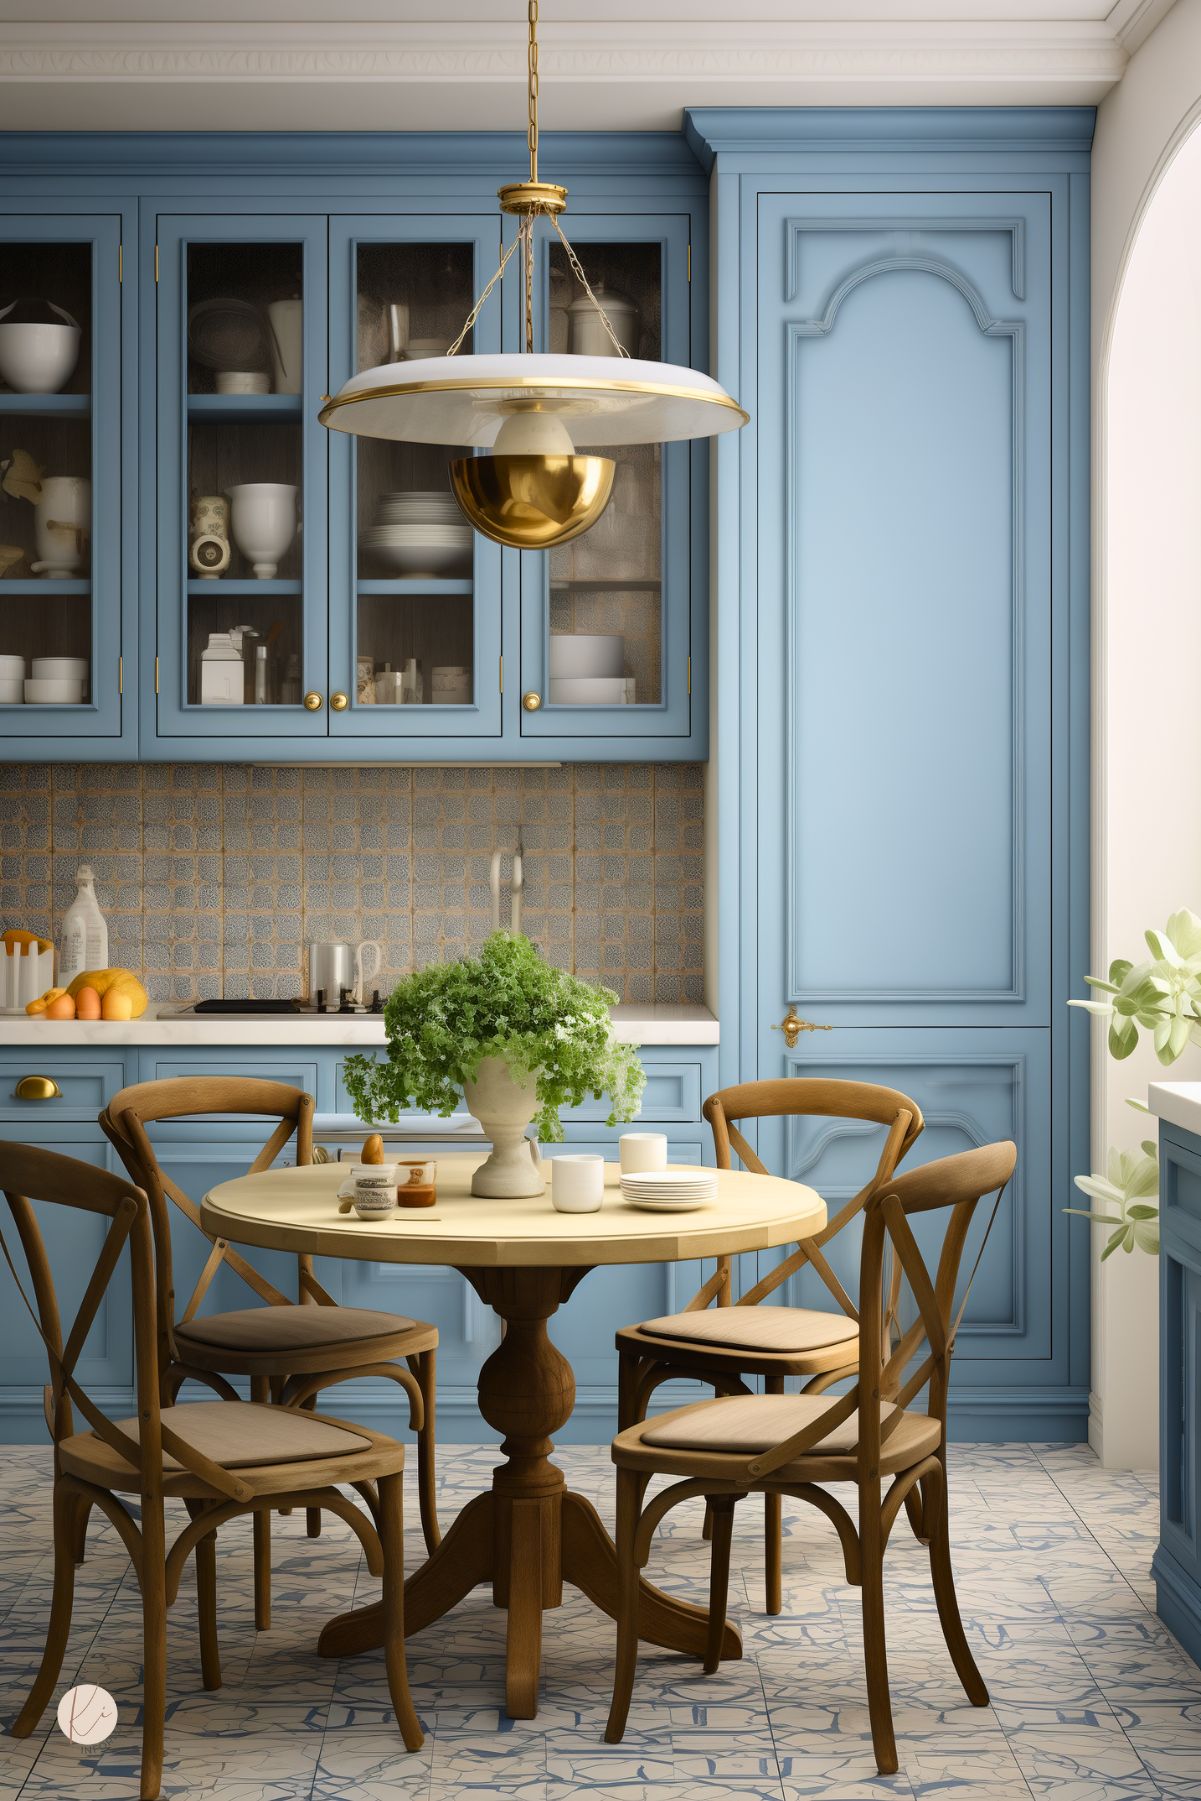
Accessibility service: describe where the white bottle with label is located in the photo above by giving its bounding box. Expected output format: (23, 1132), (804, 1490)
(59, 864), (108, 985)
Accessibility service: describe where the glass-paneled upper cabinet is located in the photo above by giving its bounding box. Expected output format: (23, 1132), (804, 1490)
(328, 217), (503, 738)
(0, 217), (123, 739)
(520, 215), (694, 742)
(155, 216), (328, 739)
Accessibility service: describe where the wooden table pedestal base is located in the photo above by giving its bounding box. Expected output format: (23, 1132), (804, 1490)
(316, 1265), (743, 1716)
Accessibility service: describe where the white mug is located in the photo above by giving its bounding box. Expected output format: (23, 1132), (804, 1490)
(551, 1154), (605, 1213)
(619, 1132), (668, 1176)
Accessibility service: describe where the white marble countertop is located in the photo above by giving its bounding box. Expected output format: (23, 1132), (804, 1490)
(0, 1000), (719, 1049)
(1148, 1081), (1201, 1138)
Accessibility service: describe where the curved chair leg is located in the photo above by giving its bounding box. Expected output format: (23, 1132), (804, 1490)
(249, 1375), (272, 1629)
(764, 1373), (784, 1613)
(301, 1394), (322, 1539)
(413, 1347), (441, 1554)
(903, 1487), (928, 1545)
(12, 1485), (80, 1737)
(378, 1473), (424, 1752)
(859, 1478), (897, 1776)
(705, 1496), (737, 1673)
(927, 1459), (988, 1706)
(604, 1466), (643, 1743)
(186, 1502), (221, 1691)
(71, 1497), (93, 1567)
(140, 1496), (167, 1801)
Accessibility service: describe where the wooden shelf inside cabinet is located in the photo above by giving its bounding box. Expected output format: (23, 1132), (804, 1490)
(0, 393), (90, 417)
(357, 579), (474, 597)
(0, 579), (90, 597)
(186, 394), (303, 423)
(186, 579), (301, 598)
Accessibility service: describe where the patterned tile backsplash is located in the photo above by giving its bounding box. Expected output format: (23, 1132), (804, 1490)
(0, 763), (705, 1005)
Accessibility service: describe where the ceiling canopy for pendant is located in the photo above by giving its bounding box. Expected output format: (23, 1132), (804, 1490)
(318, 0), (749, 549)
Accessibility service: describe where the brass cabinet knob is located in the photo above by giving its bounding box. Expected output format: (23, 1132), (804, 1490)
(303, 691), (324, 712)
(771, 1007), (833, 1050)
(14, 1075), (62, 1102)
(330, 691), (349, 712)
(522, 691), (542, 712)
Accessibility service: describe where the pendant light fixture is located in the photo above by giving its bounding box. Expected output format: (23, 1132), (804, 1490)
(319, 0), (748, 550)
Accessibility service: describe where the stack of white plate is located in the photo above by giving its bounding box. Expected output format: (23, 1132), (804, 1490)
(25, 656), (87, 704)
(361, 490), (471, 576)
(620, 1168), (717, 1213)
(0, 654), (25, 705)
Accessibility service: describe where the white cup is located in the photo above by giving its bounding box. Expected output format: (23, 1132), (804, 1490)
(352, 1163), (397, 1216)
(619, 1132), (668, 1176)
(551, 1154), (605, 1213)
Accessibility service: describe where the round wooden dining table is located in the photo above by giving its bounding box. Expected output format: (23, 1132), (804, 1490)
(202, 1152), (825, 1717)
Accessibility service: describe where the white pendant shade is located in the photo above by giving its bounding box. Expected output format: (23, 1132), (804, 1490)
(320, 352), (748, 450)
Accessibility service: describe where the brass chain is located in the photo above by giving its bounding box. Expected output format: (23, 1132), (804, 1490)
(446, 228), (525, 357)
(528, 0), (540, 184)
(547, 210), (632, 358)
(524, 214), (535, 352)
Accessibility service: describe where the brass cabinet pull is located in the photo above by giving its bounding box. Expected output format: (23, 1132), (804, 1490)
(522, 691), (542, 712)
(330, 691), (349, 712)
(771, 1007), (833, 1050)
(303, 691), (324, 712)
(14, 1075), (62, 1102)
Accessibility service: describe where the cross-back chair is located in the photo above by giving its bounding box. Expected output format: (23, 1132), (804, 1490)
(100, 1076), (439, 1631)
(615, 1077), (924, 1610)
(0, 1139), (422, 1801)
(606, 1139), (1017, 1774)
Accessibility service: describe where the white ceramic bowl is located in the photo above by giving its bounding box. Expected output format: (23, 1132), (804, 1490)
(0, 310), (81, 394)
(361, 539), (471, 576)
(226, 482), (298, 579)
(0, 678), (24, 705)
(548, 676), (628, 706)
(549, 634), (625, 679)
(215, 370), (271, 395)
(24, 677), (83, 704)
(31, 656), (88, 682)
(0, 654), (25, 680)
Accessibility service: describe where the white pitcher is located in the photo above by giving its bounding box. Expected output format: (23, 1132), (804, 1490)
(31, 476), (90, 577)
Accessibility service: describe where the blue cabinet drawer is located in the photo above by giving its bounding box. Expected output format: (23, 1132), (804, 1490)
(137, 1053), (323, 1134)
(563, 1060), (703, 1127)
(0, 1052), (126, 1121)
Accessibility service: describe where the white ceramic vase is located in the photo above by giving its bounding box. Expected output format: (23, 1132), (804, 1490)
(32, 476), (90, 577)
(226, 482), (297, 579)
(463, 1055), (545, 1198)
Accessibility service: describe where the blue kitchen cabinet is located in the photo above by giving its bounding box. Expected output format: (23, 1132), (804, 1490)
(0, 206), (138, 757)
(1155, 1122), (1201, 1668)
(517, 210), (703, 750)
(690, 108), (1094, 1440)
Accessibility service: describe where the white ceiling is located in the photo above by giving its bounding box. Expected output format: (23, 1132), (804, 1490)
(0, 1), (1171, 132)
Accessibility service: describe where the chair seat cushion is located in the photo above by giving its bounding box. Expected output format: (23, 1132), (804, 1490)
(642, 1392), (939, 1465)
(175, 1305), (419, 1354)
(64, 1401), (372, 1473)
(637, 1304), (859, 1356)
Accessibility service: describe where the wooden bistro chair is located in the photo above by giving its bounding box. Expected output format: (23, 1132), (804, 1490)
(615, 1078), (923, 1611)
(1, 1140), (422, 1801)
(100, 1076), (440, 1631)
(606, 1140), (1017, 1774)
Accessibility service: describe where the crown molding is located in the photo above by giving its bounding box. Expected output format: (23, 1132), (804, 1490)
(0, 16), (1138, 131)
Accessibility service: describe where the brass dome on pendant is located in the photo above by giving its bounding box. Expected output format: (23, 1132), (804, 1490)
(449, 451), (615, 550)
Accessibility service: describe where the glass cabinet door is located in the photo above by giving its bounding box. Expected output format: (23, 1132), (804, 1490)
(328, 215), (503, 738)
(519, 213), (694, 741)
(0, 215), (123, 738)
(154, 214), (328, 738)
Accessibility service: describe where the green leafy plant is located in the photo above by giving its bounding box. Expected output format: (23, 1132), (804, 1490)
(342, 930), (646, 1142)
(1065, 908), (1201, 1259)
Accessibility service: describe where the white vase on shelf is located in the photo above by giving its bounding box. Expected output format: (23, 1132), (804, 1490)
(463, 1056), (545, 1197)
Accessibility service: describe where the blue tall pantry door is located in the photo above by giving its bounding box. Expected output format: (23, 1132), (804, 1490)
(753, 190), (1071, 1429)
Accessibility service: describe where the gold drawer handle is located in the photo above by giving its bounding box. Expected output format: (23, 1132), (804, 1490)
(14, 1075), (62, 1102)
(771, 1008), (833, 1051)
(330, 691), (349, 712)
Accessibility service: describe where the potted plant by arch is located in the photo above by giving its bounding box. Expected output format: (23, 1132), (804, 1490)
(342, 931), (646, 1197)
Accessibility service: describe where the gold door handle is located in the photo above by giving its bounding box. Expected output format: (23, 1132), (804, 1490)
(303, 691), (324, 712)
(14, 1075), (62, 1102)
(330, 691), (349, 711)
(522, 691), (542, 712)
(772, 1007), (833, 1050)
